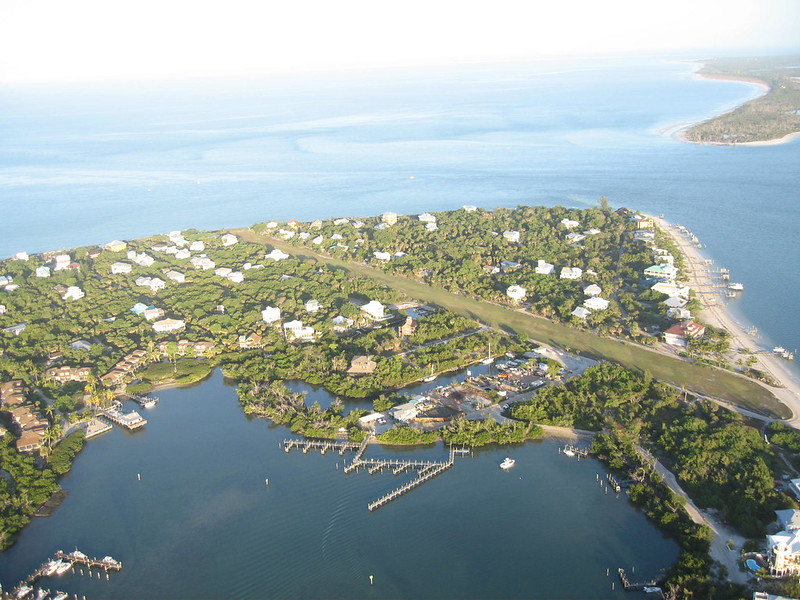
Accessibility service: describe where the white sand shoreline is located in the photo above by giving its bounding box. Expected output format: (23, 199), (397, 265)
(668, 65), (800, 147)
(650, 215), (800, 424)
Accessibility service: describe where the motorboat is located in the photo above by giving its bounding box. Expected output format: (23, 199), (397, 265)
(500, 457), (515, 469)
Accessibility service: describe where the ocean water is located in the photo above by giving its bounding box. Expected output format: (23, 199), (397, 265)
(1, 56), (798, 369)
(0, 369), (678, 599)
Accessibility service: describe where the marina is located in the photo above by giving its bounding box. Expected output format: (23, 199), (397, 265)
(99, 406), (146, 431)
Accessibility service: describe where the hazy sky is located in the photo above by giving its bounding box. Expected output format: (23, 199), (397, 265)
(1, 0), (798, 83)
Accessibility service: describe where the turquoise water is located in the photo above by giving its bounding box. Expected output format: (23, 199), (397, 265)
(1, 56), (797, 368)
(0, 370), (678, 599)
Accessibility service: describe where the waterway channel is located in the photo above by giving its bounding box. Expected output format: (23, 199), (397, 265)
(0, 368), (678, 599)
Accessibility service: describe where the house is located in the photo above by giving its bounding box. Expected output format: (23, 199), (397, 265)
(69, 340), (92, 352)
(190, 255), (215, 270)
(667, 307), (692, 320)
(584, 297), (610, 311)
(502, 230), (520, 243)
(278, 229), (295, 240)
(561, 218), (580, 229)
(347, 355), (377, 376)
(506, 285), (526, 302)
(266, 248), (290, 261)
(283, 320), (315, 342)
(565, 232), (586, 244)
(110, 262), (132, 275)
(663, 296), (688, 309)
(382, 212), (398, 225)
(44, 365), (91, 383)
(14, 251), (29, 261)
(636, 216), (654, 229)
(357, 412), (389, 433)
(462, 205), (477, 212)
(215, 267), (233, 278)
(298, 232), (310, 240)
(374, 223), (389, 231)
(584, 228), (602, 235)
(310, 220), (323, 229)
(560, 267), (583, 280)
(143, 307), (165, 321)
(353, 220), (365, 229)
(571, 306), (592, 319)
(53, 254), (71, 271)
(360, 300), (386, 321)
(334, 218), (350, 226)
(500, 260), (521, 272)
(175, 248), (191, 260)
(261, 306), (281, 323)
(305, 299), (321, 313)
(583, 284), (602, 297)
(63, 286), (85, 301)
(634, 230), (656, 244)
(312, 235), (323, 245)
(768, 510), (800, 575)
(332, 315), (354, 333)
(535, 260), (555, 276)
(165, 270), (186, 283)
(87, 247), (103, 259)
(425, 222), (438, 232)
(152, 318), (186, 333)
(189, 240), (205, 252)
(105, 240), (127, 252)
(135, 277), (166, 291)
(373, 251), (391, 262)
(151, 242), (170, 252)
(130, 302), (149, 315)
(643, 264), (678, 281)
(398, 316), (417, 337)
(128, 252), (155, 267)
(0, 304), (6, 315)
(238, 332), (263, 349)
(227, 271), (244, 284)
(418, 213), (437, 223)
(35, 266), (51, 278)
(663, 321), (706, 347)
(221, 233), (238, 246)
(651, 282), (690, 298)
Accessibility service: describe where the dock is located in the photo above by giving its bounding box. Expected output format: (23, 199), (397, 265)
(84, 418), (112, 439)
(8, 548), (121, 599)
(560, 444), (589, 458)
(283, 435), (463, 511)
(617, 568), (657, 592)
(122, 393), (159, 408)
(101, 407), (146, 430)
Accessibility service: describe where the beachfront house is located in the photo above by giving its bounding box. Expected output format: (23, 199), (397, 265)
(382, 212), (398, 225)
(105, 240), (127, 252)
(221, 233), (238, 246)
(663, 320), (705, 347)
(644, 264), (678, 282)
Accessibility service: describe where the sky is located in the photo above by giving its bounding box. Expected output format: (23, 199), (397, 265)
(1, 0), (799, 83)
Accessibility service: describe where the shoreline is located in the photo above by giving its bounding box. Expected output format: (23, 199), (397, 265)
(650, 215), (800, 424)
(670, 65), (800, 147)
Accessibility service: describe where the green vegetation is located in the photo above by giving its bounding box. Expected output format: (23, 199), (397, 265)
(441, 416), (540, 447)
(684, 55), (800, 144)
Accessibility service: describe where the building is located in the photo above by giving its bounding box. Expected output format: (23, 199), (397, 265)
(636, 216), (654, 229)
(262, 306), (281, 324)
(165, 270), (186, 283)
(373, 251), (391, 262)
(398, 316), (417, 338)
(105, 240), (127, 252)
(152, 318), (186, 333)
(535, 260), (555, 276)
(35, 266), (51, 278)
(332, 315), (354, 333)
(305, 299), (321, 313)
(53, 254), (71, 271)
(283, 320), (315, 342)
(584, 297), (610, 311)
(502, 230), (520, 243)
(565, 232), (586, 244)
(382, 212), (398, 225)
(418, 212), (437, 223)
(571, 306), (592, 319)
(560, 218), (580, 229)
(506, 285), (526, 302)
(768, 511), (800, 576)
(360, 300), (386, 321)
(644, 264), (679, 282)
(63, 286), (85, 301)
(266, 248), (290, 261)
(347, 355), (377, 376)
(189, 240), (205, 252)
(143, 307), (165, 321)
(190, 255), (215, 270)
(238, 332), (263, 349)
(664, 321), (706, 347)
(583, 284), (602, 297)
(110, 262), (132, 275)
(221, 233), (238, 246)
(70, 340), (92, 352)
(560, 267), (583, 280)
(44, 365), (91, 383)
(651, 282), (690, 298)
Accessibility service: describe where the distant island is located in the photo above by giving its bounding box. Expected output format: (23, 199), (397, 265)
(680, 55), (800, 145)
(3, 203), (800, 598)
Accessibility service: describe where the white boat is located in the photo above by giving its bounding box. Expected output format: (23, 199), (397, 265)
(728, 282), (744, 291)
(52, 592), (68, 600)
(15, 586), (32, 599)
(35, 588), (50, 600)
(101, 556), (121, 568)
(42, 560), (62, 576)
(499, 457), (515, 469)
(69, 550), (87, 561)
(563, 449), (576, 457)
(54, 561), (71, 575)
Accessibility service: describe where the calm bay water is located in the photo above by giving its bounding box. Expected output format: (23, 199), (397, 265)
(0, 370), (677, 599)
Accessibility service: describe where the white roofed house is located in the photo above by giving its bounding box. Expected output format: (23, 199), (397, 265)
(53, 254), (71, 271)
(0, 304), (6, 314)
(418, 212), (437, 223)
(143, 307), (165, 321)
(35, 266), (51, 278)
(262, 306), (281, 324)
(190, 255), (215, 270)
(110, 262), (132, 275)
(583, 284), (602, 297)
(425, 222), (438, 232)
(535, 260), (555, 276)
(165, 270), (186, 283)
(227, 271), (244, 284)
(360, 300), (386, 321)
(565, 232), (586, 244)
(506, 285), (527, 302)
(373, 251), (391, 262)
(382, 212), (398, 225)
(283, 319), (316, 342)
(571, 306), (592, 319)
(152, 318), (186, 333)
(651, 282), (690, 298)
(215, 267), (233, 278)
(502, 230), (520, 243)
(175, 248), (191, 260)
(332, 315), (354, 333)
(312, 235), (323, 245)
(62, 286), (85, 301)
(189, 240), (205, 252)
(266, 248), (290, 261)
(560, 267), (583, 280)
(768, 510), (800, 575)
(221, 233), (238, 246)
(583, 297), (610, 311)
(305, 299), (321, 313)
(561, 218), (580, 229)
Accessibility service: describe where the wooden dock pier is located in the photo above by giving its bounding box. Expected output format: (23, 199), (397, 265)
(560, 444), (589, 458)
(283, 435), (462, 511)
(8, 548), (121, 599)
(617, 568), (656, 592)
(122, 393), (159, 408)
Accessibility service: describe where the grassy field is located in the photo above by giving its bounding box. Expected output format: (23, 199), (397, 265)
(235, 229), (789, 419)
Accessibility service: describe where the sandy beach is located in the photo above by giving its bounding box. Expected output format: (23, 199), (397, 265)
(651, 215), (800, 425)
